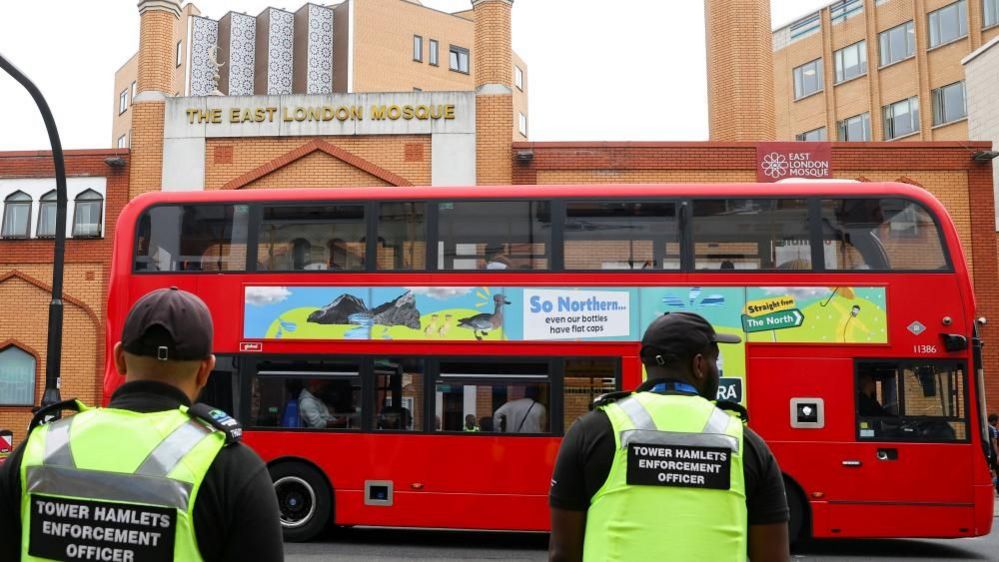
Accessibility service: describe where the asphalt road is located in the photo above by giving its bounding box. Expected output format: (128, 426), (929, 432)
(285, 522), (999, 562)
(285, 514), (999, 562)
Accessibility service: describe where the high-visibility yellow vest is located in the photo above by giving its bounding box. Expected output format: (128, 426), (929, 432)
(20, 403), (227, 562)
(583, 392), (747, 562)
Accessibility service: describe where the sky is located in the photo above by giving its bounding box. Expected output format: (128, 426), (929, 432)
(0, 0), (830, 151)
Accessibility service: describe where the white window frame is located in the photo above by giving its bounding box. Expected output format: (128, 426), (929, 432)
(449, 45), (470, 74)
(0, 345), (36, 406)
(518, 113), (527, 137)
(838, 113), (871, 141)
(793, 58), (824, 100)
(429, 39), (439, 66)
(879, 21), (915, 67)
(986, 0), (999, 27)
(176, 40), (183, 67)
(118, 89), (128, 115)
(413, 35), (423, 62)
(72, 189), (104, 238)
(515, 66), (524, 90)
(928, 0), (968, 48)
(795, 127), (827, 141)
(1, 191), (32, 239)
(834, 40), (867, 83)
(932, 81), (967, 126)
(883, 97), (921, 140)
(36, 190), (57, 238)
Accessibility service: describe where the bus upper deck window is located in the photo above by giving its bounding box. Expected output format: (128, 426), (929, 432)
(821, 198), (949, 271)
(437, 201), (551, 271)
(692, 199), (811, 271)
(134, 204), (249, 272)
(564, 201), (679, 271)
(257, 205), (366, 272)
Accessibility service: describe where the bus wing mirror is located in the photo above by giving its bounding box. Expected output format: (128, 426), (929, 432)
(940, 333), (968, 352)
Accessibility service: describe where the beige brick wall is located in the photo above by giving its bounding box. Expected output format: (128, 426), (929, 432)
(472, 0), (512, 88)
(351, 0), (476, 92)
(111, 55), (138, 149)
(204, 136), (431, 190)
(476, 94), (513, 185)
(128, 102), (166, 198)
(513, 51), (528, 140)
(138, 9), (178, 94)
(772, 0), (985, 141)
(706, 0), (776, 140)
(0, 267), (101, 440)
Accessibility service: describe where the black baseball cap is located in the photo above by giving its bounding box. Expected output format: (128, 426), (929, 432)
(640, 312), (741, 366)
(121, 287), (214, 361)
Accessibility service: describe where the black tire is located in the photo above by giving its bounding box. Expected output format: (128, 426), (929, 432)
(269, 462), (332, 542)
(784, 477), (809, 546)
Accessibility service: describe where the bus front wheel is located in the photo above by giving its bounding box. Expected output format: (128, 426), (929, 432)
(269, 462), (332, 542)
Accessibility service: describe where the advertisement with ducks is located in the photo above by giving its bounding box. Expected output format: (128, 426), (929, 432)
(243, 285), (885, 404)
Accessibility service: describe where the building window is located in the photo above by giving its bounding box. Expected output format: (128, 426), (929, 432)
(518, 113), (527, 136)
(795, 127), (827, 141)
(987, 0), (999, 27)
(117, 134), (127, 149)
(72, 189), (103, 238)
(515, 66), (524, 90)
(932, 81), (967, 126)
(118, 89), (128, 115)
(429, 39), (438, 66)
(0, 346), (35, 406)
(834, 40), (867, 83)
(131, 81), (137, 99)
(789, 12), (821, 41)
(36, 190), (57, 238)
(413, 35), (423, 62)
(928, 1), (968, 48)
(176, 40), (183, 67)
(830, 0), (864, 23)
(883, 97), (920, 140)
(449, 45), (470, 74)
(793, 58), (823, 100)
(2, 191), (31, 238)
(838, 112), (871, 141)
(879, 21), (915, 66)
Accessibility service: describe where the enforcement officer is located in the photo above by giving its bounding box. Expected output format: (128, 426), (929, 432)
(0, 287), (284, 562)
(548, 311), (790, 562)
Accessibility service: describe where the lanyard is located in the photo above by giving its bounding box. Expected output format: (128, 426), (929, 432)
(649, 381), (698, 395)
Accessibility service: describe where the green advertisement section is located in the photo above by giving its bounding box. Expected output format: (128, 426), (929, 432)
(244, 285), (887, 406)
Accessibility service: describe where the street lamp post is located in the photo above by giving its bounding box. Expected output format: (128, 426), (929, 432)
(0, 52), (67, 415)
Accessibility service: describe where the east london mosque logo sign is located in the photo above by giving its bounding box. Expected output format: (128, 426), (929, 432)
(755, 142), (832, 183)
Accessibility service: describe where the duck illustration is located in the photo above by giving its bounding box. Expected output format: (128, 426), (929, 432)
(458, 295), (511, 341)
(423, 314), (440, 336)
(438, 314), (454, 337)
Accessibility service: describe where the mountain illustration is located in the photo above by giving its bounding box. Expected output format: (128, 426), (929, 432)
(370, 290), (421, 329)
(308, 294), (368, 324)
(307, 291), (421, 329)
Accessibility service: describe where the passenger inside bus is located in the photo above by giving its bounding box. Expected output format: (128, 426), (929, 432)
(377, 406), (412, 430)
(857, 372), (892, 417)
(298, 379), (353, 428)
(494, 386), (548, 433)
(483, 244), (514, 270)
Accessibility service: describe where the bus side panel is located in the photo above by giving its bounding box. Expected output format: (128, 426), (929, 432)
(247, 432), (557, 530)
(816, 503), (976, 538)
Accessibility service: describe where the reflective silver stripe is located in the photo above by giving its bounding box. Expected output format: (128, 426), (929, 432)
(617, 397), (657, 431)
(703, 407), (733, 435)
(43, 418), (76, 468)
(621, 429), (740, 453)
(26, 465), (192, 511)
(136, 420), (212, 477)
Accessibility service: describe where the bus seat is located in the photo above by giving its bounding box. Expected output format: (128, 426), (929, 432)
(281, 398), (302, 428)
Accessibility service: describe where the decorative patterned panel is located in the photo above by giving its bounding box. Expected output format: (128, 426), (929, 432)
(227, 12), (256, 95)
(191, 16), (219, 96)
(268, 9), (294, 95)
(307, 4), (334, 94)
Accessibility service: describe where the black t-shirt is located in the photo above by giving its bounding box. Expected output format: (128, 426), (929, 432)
(549, 390), (790, 526)
(0, 381), (284, 562)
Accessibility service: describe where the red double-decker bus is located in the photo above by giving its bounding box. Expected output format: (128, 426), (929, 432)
(103, 182), (994, 542)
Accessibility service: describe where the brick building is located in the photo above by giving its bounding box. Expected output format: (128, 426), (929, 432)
(770, 0), (999, 142)
(1, 0), (996, 441)
(112, 0), (529, 149)
(0, 150), (129, 436)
